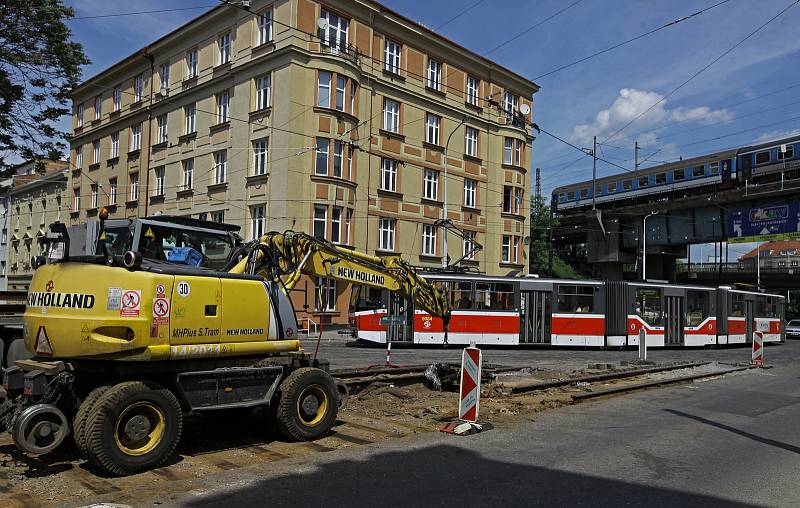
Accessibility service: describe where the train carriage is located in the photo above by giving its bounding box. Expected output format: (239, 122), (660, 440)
(350, 274), (784, 347)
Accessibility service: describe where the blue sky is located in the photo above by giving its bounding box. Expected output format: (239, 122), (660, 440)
(63, 0), (800, 260)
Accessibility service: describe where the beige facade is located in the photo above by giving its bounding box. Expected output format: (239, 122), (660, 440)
(5, 160), (69, 291)
(69, 0), (539, 324)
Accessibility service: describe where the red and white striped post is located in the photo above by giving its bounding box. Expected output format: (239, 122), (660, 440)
(459, 344), (482, 422)
(752, 330), (764, 367)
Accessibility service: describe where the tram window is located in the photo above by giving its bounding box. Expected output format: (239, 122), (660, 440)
(451, 281), (474, 310)
(756, 296), (767, 316)
(778, 145), (794, 160)
(475, 282), (515, 311)
(765, 297), (778, 318)
(567, 191), (575, 201)
(730, 294), (744, 316)
(350, 286), (387, 312)
(693, 166), (706, 177)
(635, 288), (663, 326)
(557, 285), (594, 313)
(608, 182), (617, 193)
(638, 176), (649, 188)
(655, 173), (666, 185)
(755, 151), (770, 164)
(623, 179), (633, 191)
(674, 169), (685, 181)
(580, 188), (589, 199)
(686, 290), (710, 327)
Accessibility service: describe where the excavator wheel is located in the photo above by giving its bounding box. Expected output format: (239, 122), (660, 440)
(275, 368), (338, 441)
(73, 385), (109, 459)
(84, 381), (183, 476)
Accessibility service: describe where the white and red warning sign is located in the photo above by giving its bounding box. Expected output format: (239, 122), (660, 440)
(120, 290), (141, 317)
(34, 326), (53, 356)
(752, 330), (764, 367)
(152, 297), (170, 325)
(458, 346), (482, 422)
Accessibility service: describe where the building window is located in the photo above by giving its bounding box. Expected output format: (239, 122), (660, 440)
(216, 91), (229, 124)
(109, 178), (117, 205)
(211, 210), (225, 223)
(315, 277), (337, 312)
(186, 49), (198, 78)
(422, 224), (437, 256)
(134, 74), (144, 102)
(218, 32), (231, 65)
(318, 9), (349, 51)
(335, 75), (346, 111)
(378, 217), (396, 251)
(315, 138), (329, 175)
(157, 114), (168, 144)
(90, 184), (98, 209)
(253, 138), (268, 176)
(383, 98), (400, 133)
(465, 127), (478, 157)
(73, 188), (80, 211)
(464, 179), (476, 208)
(384, 39), (401, 74)
(129, 173), (139, 202)
(331, 206), (343, 244)
(463, 231), (476, 260)
(317, 71), (331, 108)
(380, 158), (398, 192)
(503, 90), (518, 118)
(108, 131), (119, 160)
(423, 169), (438, 201)
(154, 166), (165, 196)
(502, 235), (516, 263)
(92, 140), (100, 164)
(76, 103), (84, 127)
(94, 95), (102, 120)
(425, 113), (441, 145)
(333, 140), (345, 178)
(250, 205), (266, 240)
(504, 137), (522, 165)
(1, 229), (6, 245)
(514, 188), (523, 214)
(466, 76), (479, 106)
(182, 159), (194, 191)
(258, 9), (273, 45)
(75, 145), (82, 169)
(185, 103), (196, 134)
(214, 150), (227, 184)
(113, 86), (122, 111)
(130, 124), (141, 152)
(426, 58), (441, 90)
(160, 62), (170, 92)
(313, 205), (327, 239)
(503, 186), (513, 214)
(255, 74), (271, 110)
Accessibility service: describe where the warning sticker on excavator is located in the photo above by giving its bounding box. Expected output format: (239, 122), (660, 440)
(107, 287), (122, 310)
(152, 297), (170, 324)
(145, 227), (155, 238)
(120, 290), (141, 317)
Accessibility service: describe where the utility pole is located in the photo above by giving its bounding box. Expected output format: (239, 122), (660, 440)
(535, 167), (541, 199)
(634, 140), (640, 172)
(591, 136), (597, 209)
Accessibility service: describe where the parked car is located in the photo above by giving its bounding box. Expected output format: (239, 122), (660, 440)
(786, 319), (800, 339)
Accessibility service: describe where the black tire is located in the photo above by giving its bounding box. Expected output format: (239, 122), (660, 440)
(84, 381), (183, 476)
(73, 385), (110, 459)
(275, 368), (338, 442)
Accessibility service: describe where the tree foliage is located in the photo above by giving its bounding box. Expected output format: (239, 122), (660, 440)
(0, 0), (88, 172)
(529, 194), (583, 279)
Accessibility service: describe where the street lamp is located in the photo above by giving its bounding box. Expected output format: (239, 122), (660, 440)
(642, 211), (658, 281)
(441, 116), (466, 268)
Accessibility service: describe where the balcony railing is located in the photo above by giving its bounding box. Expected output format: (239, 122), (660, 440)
(317, 41), (361, 66)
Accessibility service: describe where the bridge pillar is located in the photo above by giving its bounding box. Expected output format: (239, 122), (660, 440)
(643, 253), (678, 283)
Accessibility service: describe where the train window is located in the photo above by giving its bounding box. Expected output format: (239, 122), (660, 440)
(755, 151), (770, 164)
(686, 290), (710, 327)
(730, 293), (744, 317)
(674, 169), (685, 181)
(638, 177), (649, 188)
(580, 188), (589, 199)
(567, 191), (575, 200)
(608, 182), (617, 193)
(557, 285), (594, 313)
(635, 288), (663, 326)
(623, 180), (633, 190)
(693, 166), (705, 177)
(655, 173), (666, 185)
(475, 282), (515, 311)
(451, 281), (474, 310)
(559, 193), (566, 203)
(778, 145), (794, 160)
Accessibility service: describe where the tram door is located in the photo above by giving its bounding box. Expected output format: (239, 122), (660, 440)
(745, 300), (755, 343)
(386, 292), (413, 342)
(521, 291), (551, 344)
(665, 296), (684, 345)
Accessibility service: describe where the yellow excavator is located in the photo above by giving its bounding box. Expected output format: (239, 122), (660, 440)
(0, 211), (449, 475)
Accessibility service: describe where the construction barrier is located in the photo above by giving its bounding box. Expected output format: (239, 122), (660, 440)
(459, 345), (482, 422)
(752, 331), (764, 367)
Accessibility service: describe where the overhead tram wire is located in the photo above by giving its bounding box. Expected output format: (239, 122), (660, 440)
(531, 0), (733, 81)
(483, 0), (584, 56)
(70, 5), (218, 21)
(432, 0), (486, 31)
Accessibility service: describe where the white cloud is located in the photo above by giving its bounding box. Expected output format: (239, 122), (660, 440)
(755, 128), (800, 143)
(571, 88), (733, 146)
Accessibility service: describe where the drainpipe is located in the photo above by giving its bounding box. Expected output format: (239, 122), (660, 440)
(142, 48), (155, 217)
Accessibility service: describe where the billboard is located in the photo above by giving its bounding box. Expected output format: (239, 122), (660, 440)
(728, 200), (800, 243)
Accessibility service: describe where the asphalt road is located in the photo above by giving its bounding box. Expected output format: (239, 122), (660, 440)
(167, 342), (800, 507)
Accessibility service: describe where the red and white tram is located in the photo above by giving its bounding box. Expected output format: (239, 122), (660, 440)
(349, 274), (785, 347)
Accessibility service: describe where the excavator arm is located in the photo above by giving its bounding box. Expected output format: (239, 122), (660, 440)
(228, 231), (450, 324)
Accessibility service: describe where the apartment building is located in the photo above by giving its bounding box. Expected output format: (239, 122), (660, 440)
(69, 0), (539, 324)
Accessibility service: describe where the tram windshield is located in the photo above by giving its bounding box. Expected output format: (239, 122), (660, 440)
(686, 290), (710, 327)
(636, 288), (663, 326)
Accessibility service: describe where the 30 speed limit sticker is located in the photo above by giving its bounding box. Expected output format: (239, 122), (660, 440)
(152, 297), (170, 325)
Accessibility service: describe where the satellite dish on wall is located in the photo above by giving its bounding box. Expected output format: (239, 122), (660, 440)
(519, 104), (531, 115)
(317, 18), (329, 30)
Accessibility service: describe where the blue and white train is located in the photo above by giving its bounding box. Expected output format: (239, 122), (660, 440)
(553, 134), (800, 211)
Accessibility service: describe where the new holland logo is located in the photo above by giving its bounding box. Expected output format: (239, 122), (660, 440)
(28, 291), (96, 309)
(333, 265), (385, 285)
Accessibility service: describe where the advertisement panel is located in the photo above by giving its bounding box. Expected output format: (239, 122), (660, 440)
(728, 200), (800, 243)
